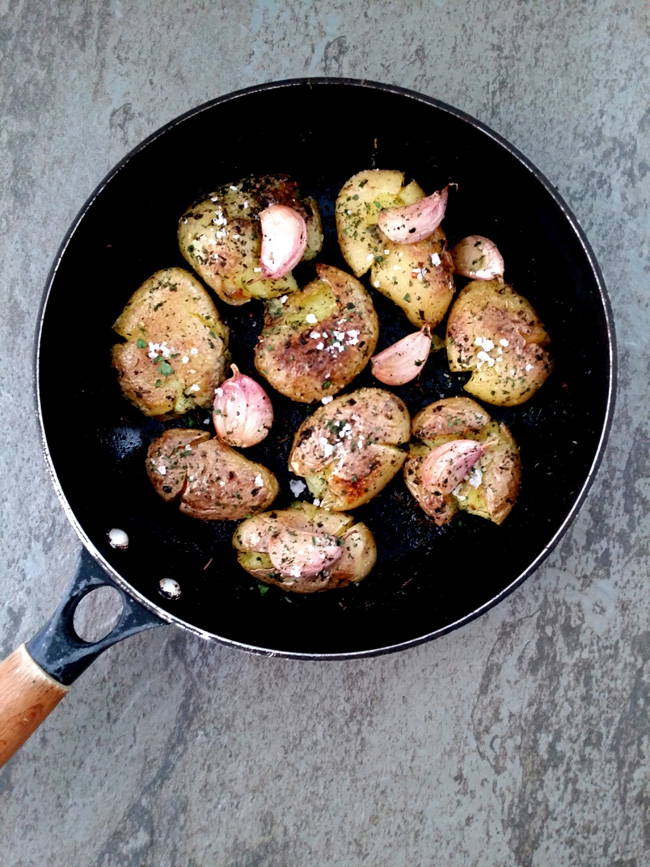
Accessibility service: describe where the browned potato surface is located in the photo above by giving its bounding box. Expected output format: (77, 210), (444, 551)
(112, 268), (229, 418)
(233, 502), (377, 592)
(254, 264), (379, 403)
(178, 175), (323, 305)
(404, 397), (521, 525)
(446, 279), (552, 406)
(289, 388), (410, 510)
(147, 429), (278, 520)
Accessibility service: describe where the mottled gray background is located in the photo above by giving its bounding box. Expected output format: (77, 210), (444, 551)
(1, 2), (648, 866)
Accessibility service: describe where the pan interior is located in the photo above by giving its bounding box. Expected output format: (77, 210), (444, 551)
(38, 81), (613, 656)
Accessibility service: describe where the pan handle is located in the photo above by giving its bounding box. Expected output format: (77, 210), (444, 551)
(0, 548), (164, 767)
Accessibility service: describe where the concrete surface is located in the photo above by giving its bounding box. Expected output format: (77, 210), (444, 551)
(0, 2), (648, 865)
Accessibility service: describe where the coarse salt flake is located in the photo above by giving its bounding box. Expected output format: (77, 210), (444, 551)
(430, 252), (441, 266)
(182, 356), (189, 364)
(108, 528), (129, 549)
(499, 338), (510, 347)
(190, 347), (199, 355)
(158, 465), (167, 475)
(305, 313), (318, 324)
(310, 331), (321, 339)
(189, 384), (200, 393)
(254, 474), (264, 488)
(322, 396), (333, 404)
(289, 479), (307, 497)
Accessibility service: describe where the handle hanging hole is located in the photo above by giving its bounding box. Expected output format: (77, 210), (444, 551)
(73, 586), (124, 643)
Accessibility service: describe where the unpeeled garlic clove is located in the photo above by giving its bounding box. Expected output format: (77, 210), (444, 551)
(421, 439), (485, 495)
(213, 364), (273, 447)
(451, 235), (504, 280)
(377, 186), (449, 243)
(259, 204), (307, 279)
(268, 529), (342, 578)
(371, 328), (432, 385)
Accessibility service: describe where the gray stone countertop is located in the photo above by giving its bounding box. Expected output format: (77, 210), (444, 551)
(0, 3), (648, 866)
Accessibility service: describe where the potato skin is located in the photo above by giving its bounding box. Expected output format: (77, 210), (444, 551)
(404, 397), (521, 526)
(446, 279), (552, 406)
(233, 502), (377, 593)
(178, 175), (323, 305)
(146, 429), (278, 520)
(255, 264), (379, 403)
(112, 268), (229, 418)
(289, 387), (410, 510)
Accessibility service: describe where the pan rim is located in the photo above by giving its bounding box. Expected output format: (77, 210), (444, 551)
(35, 77), (617, 659)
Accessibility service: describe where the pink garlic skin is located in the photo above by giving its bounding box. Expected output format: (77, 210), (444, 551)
(259, 204), (308, 279)
(371, 328), (432, 385)
(268, 529), (343, 578)
(377, 186), (449, 244)
(421, 439), (485, 495)
(451, 235), (505, 280)
(213, 365), (273, 447)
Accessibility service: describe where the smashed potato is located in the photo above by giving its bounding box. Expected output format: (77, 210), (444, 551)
(112, 268), (229, 418)
(178, 175), (323, 305)
(147, 428), (278, 520)
(446, 279), (552, 406)
(233, 502), (377, 593)
(335, 169), (455, 328)
(404, 397), (521, 526)
(289, 388), (410, 510)
(254, 264), (379, 403)
(369, 227), (455, 328)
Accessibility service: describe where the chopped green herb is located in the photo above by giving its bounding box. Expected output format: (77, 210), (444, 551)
(137, 338), (146, 349)
(352, 194), (359, 200)
(154, 379), (161, 388)
(158, 361), (174, 376)
(322, 378), (332, 389)
(188, 244), (195, 253)
(214, 408), (222, 416)
(258, 583), (269, 596)
(403, 293), (411, 302)
(352, 475), (358, 482)
(209, 330), (217, 339)
(346, 302), (355, 310)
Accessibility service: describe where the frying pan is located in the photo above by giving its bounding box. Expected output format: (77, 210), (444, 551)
(0, 78), (615, 766)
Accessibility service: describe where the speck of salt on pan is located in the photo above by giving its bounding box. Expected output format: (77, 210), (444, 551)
(289, 479), (307, 497)
(108, 528), (129, 549)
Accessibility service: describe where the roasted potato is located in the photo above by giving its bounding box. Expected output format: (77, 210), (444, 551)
(369, 227), (455, 328)
(111, 268), (229, 418)
(178, 175), (323, 305)
(254, 264), (379, 403)
(404, 397), (521, 526)
(446, 278), (553, 406)
(335, 169), (424, 276)
(335, 169), (455, 328)
(147, 428), (278, 520)
(233, 501), (377, 593)
(289, 388), (410, 510)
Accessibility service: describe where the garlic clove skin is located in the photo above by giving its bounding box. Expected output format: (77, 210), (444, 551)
(421, 439), (485, 495)
(268, 529), (343, 578)
(451, 235), (505, 280)
(259, 204), (308, 279)
(377, 186), (449, 244)
(213, 364), (274, 447)
(371, 328), (432, 385)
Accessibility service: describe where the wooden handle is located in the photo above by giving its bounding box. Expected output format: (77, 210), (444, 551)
(0, 644), (69, 767)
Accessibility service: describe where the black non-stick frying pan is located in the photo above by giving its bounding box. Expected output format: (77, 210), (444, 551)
(0, 79), (615, 766)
